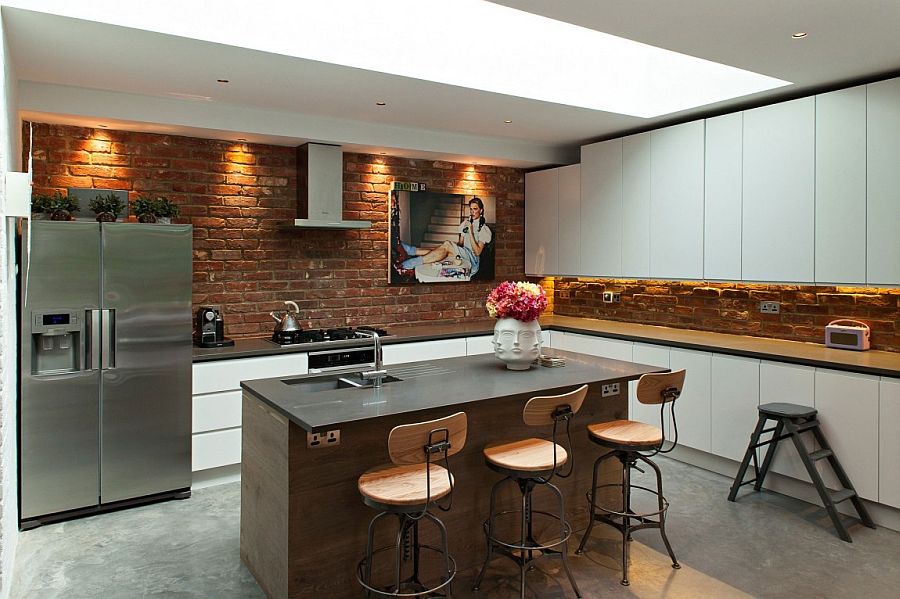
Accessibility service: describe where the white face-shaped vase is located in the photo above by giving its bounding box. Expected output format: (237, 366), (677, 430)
(492, 318), (541, 370)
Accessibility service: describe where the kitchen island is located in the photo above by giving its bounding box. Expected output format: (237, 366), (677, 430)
(239, 349), (667, 598)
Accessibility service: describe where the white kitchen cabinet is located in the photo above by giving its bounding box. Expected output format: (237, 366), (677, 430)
(669, 348), (712, 452)
(193, 428), (242, 472)
(383, 338), (467, 365)
(525, 168), (559, 276)
(710, 354), (760, 462)
(580, 139), (623, 277)
(553, 331), (632, 361)
(193, 353), (308, 395)
(879, 377), (900, 508)
(815, 86), (867, 285)
(622, 132), (651, 278)
(704, 112), (743, 280)
(630, 343), (670, 434)
(193, 390), (242, 434)
(759, 361), (815, 481)
(557, 164), (581, 276)
(866, 78), (900, 285)
(650, 120), (705, 280)
(814, 369), (879, 502)
(742, 97), (815, 282)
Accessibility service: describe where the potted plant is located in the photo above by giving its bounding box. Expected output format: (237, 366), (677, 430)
(486, 281), (548, 370)
(89, 192), (126, 222)
(131, 196), (180, 224)
(43, 191), (79, 221)
(30, 193), (52, 219)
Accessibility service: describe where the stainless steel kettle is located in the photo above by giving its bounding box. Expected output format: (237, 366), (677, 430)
(270, 300), (301, 332)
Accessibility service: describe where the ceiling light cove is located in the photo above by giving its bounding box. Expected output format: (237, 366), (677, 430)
(13, 0), (791, 118)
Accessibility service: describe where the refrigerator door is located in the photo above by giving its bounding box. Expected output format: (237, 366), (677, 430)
(100, 223), (193, 503)
(20, 221), (101, 519)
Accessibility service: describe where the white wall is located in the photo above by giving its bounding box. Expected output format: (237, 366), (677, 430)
(0, 9), (19, 599)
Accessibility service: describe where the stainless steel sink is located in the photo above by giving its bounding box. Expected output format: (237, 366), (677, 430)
(283, 373), (402, 392)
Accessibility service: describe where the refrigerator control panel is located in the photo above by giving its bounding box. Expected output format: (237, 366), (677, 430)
(30, 310), (83, 375)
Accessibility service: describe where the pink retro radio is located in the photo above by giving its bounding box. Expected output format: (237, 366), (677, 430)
(824, 319), (870, 351)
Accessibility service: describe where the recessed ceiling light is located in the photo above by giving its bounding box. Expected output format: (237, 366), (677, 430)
(791, 32), (808, 39)
(29, 1), (792, 118)
(504, 120), (512, 124)
(216, 78), (230, 83)
(376, 101), (386, 106)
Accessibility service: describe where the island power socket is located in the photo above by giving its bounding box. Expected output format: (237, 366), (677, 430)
(601, 382), (620, 397)
(307, 429), (341, 448)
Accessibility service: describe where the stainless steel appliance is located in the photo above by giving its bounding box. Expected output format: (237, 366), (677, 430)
(18, 221), (193, 527)
(196, 305), (234, 348)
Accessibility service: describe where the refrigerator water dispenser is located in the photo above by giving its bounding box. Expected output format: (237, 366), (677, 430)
(31, 310), (82, 374)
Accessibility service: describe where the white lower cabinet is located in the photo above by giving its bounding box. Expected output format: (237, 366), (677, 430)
(630, 343), (670, 434)
(759, 361), (815, 480)
(383, 338), (467, 365)
(815, 369), (879, 502)
(669, 348), (712, 452)
(879, 377), (900, 508)
(191, 353), (308, 474)
(553, 332), (632, 361)
(710, 354), (760, 462)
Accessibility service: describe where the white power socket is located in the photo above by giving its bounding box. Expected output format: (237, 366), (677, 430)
(601, 382), (620, 397)
(602, 292), (621, 303)
(760, 301), (781, 314)
(307, 429), (341, 448)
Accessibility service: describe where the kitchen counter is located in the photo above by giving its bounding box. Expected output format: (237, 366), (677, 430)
(241, 348), (664, 431)
(197, 315), (899, 377)
(239, 349), (662, 598)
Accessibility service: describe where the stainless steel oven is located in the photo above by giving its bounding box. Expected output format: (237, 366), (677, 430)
(307, 346), (376, 374)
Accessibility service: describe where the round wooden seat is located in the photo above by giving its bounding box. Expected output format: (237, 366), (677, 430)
(484, 438), (568, 473)
(587, 419), (663, 449)
(358, 463), (453, 507)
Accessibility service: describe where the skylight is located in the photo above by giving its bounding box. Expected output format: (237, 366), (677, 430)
(4, 0), (791, 118)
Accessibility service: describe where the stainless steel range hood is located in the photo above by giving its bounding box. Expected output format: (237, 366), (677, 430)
(294, 143), (371, 229)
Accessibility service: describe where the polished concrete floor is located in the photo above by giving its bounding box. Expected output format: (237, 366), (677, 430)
(11, 457), (900, 598)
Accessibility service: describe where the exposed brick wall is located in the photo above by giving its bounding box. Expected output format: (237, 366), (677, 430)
(25, 123), (526, 338)
(550, 278), (900, 352)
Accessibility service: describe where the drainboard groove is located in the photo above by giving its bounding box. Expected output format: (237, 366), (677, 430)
(389, 364), (456, 379)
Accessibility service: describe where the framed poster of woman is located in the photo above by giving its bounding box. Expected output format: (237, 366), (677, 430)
(389, 185), (496, 284)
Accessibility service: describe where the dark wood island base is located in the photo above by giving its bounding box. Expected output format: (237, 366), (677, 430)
(239, 351), (665, 598)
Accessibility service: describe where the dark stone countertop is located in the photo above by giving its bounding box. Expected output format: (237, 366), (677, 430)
(196, 315), (899, 377)
(240, 349), (666, 432)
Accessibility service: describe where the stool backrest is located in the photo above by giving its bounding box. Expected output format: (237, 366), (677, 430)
(523, 384), (588, 426)
(388, 411), (468, 466)
(636, 370), (686, 405)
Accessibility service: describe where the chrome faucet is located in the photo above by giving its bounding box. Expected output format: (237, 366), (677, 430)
(357, 330), (387, 388)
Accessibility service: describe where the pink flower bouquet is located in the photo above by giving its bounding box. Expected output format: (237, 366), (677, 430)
(486, 281), (548, 322)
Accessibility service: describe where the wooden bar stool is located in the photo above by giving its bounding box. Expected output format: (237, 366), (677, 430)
(575, 370), (685, 586)
(357, 412), (467, 598)
(472, 385), (588, 599)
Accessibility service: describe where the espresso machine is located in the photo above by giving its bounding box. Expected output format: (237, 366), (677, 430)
(196, 306), (234, 347)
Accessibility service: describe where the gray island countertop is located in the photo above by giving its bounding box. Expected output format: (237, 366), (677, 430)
(240, 348), (667, 431)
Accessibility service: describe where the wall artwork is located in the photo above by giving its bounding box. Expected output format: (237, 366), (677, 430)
(389, 186), (496, 284)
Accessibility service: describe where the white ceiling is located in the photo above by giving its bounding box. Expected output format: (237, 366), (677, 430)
(4, 1), (900, 168)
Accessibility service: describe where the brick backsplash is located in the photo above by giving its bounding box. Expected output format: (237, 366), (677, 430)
(25, 123), (526, 338)
(550, 278), (900, 352)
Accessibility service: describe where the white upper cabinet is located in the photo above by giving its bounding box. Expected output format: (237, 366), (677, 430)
(704, 113), (743, 280)
(524, 168), (559, 276)
(581, 139), (623, 277)
(650, 121), (705, 280)
(816, 86), (867, 285)
(557, 164), (582, 276)
(742, 97), (816, 282)
(866, 78), (900, 285)
(622, 133), (651, 278)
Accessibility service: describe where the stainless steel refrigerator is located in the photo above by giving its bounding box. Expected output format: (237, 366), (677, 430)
(19, 221), (193, 527)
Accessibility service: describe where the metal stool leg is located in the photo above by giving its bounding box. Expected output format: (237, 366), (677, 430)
(640, 454), (680, 570)
(546, 481), (582, 598)
(519, 483), (528, 599)
(576, 450), (617, 554)
(364, 512), (391, 599)
(472, 476), (508, 592)
(424, 512), (453, 598)
(754, 420), (784, 492)
(621, 455), (631, 586)
(729, 413), (768, 501)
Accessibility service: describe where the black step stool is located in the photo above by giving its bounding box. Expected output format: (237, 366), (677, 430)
(728, 402), (875, 542)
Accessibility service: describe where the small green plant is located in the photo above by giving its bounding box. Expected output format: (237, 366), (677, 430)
(89, 193), (126, 218)
(131, 195), (180, 222)
(31, 193), (53, 213)
(42, 191), (79, 220)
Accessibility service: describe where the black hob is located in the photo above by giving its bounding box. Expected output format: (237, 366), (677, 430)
(272, 326), (389, 346)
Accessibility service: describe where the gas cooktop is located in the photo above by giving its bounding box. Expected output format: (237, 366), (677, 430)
(271, 326), (389, 346)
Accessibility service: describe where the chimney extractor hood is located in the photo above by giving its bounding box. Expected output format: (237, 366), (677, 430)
(293, 143), (371, 230)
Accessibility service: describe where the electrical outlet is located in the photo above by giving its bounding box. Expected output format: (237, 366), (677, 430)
(602, 291), (613, 303)
(601, 382), (620, 397)
(612, 292), (621, 303)
(760, 301), (781, 314)
(307, 429), (341, 448)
